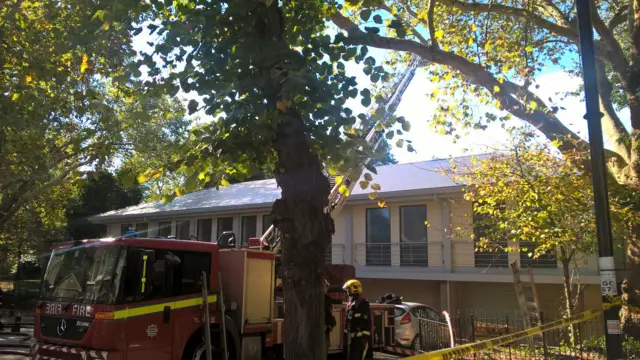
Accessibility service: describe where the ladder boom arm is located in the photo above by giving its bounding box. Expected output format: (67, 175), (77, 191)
(260, 56), (423, 251)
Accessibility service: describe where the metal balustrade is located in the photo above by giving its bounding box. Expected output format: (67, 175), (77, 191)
(353, 242), (442, 266)
(325, 244), (346, 264)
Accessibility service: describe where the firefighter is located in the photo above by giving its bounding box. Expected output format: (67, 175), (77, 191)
(324, 279), (336, 353)
(343, 279), (371, 360)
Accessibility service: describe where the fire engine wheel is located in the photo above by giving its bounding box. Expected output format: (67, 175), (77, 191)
(190, 342), (228, 360)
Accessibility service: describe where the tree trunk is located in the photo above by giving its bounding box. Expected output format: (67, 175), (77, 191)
(252, 3), (335, 356)
(621, 225), (640, 338)
(272, 109), (334, 360)
(561, 257), (577, 345)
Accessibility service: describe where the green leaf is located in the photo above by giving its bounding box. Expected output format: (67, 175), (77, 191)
(364, 173), (373, 181)
(385, 131), (394, 139)
(395, 139), (404, 148)
(360, 9), (372, 21)
(364, 27), (380, 34)
(402, 122), (411, 132)
(361, 97), (372, 107)
(188, 99), (199, 115)
(371, 183), (381, 191)
(359, 180), (369, 190)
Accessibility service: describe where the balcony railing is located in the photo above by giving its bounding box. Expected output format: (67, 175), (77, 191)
(474, 241), (510, 268)
(325, 244), (345, 264)
(354, 242), (441, 267)
(519, 241), (558, 268)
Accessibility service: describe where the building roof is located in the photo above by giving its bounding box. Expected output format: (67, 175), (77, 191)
(89, 154), (488, 223)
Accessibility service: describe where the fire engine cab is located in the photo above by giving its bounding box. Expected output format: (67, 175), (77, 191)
(31, 232), (396, 360)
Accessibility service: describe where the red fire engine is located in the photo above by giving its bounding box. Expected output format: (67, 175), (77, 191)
(31, 232), (396, 360)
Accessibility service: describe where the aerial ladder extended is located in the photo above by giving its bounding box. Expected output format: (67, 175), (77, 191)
(255, 55), (425, 253)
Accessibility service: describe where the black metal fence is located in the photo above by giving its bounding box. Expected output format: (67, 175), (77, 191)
(418, 310), (640, 359)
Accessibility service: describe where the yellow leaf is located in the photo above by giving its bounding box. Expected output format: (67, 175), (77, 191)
(530, 100), (538, 110)
(176, 188), (184, 197)
(137, 174), (149, 183)
(525, 45), (533, 52)
(335, 175), (343, 185)
(434, 29), (444, 39)
(468, 37), (473, 46)
(497, 76), (504, 84)
(25, 75), (32, 83)
(339, 185), (350, 196)
(368, 192), (378, 200)
(11, 93), (19, 101)
(493, 85), (500, 93)
(443, 44), (450, 52)
(364, 173), (373, 182)
(371, 183), (381, 191)
(81, 54), (89, 74)
(471, 24), (477, 31)
(100, 21), (111, 31)
(501, 65), (509, 73)
(424, 221), (431, 227)
(221, 178), (230, 186)
(377, 197), (387, 208)
(444, 73), (453, 81)
(495, 100), (501, 109)
(359, 181), (369, 190)
(484, 42), (492, 51)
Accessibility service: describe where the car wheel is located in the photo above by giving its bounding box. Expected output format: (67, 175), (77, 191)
(411, 335), (422, 351)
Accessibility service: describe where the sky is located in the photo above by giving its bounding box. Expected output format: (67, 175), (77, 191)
(131, 19), (632, 166)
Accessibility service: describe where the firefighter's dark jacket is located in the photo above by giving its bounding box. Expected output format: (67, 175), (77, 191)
(325, 294), (337, 334)
(346, 296), (371, 337)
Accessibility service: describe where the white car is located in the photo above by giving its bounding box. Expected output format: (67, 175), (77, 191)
(394, 302), (452, 351)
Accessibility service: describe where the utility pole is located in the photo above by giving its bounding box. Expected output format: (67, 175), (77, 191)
(575, 0), (624, 358)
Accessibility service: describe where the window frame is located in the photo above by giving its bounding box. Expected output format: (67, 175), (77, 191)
(216, 217), (234, 241)
(196, 218), (213, 242)
(157, 221), (172, 238)
(175, 220), (191, 240)
(241, 215), (258, 247)
(365, 207), (391, 266)
(399, 205), (428, 267)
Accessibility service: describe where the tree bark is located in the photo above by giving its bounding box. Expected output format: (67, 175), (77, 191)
(272, 109), (334, 360)
(621, 225), (640, 338)
(254, 3), (335, 359)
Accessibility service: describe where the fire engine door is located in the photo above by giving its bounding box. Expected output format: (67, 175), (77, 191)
(124, 251), (175, 359)
(125, 301), (175, 359)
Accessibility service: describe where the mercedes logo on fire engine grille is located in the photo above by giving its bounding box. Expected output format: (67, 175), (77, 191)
(56, 319), (67, 336)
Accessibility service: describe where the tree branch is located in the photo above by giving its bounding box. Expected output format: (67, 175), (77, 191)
(331, 12), (589, 155)
(379, 3), (430, 45)
(0, 160), (92, 231)
(609, 5), (629, 29)
(437, 0), (579, 40)
(596, 59), (632, 163)
(427, 0), (439, 49)
(590, 0), (630, 72)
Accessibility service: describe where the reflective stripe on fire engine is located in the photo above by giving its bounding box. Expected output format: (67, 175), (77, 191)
(110, 295), (218, 319)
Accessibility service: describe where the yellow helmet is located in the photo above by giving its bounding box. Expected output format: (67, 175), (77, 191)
(342, 279), (362, 296)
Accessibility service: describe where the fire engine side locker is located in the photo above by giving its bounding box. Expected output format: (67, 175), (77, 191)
(217, 249), (275, 360)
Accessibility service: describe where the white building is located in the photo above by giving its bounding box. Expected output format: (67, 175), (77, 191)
(89, 156), (603, 317)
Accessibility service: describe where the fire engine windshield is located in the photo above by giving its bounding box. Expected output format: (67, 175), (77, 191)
(40, 245), (126, 305)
